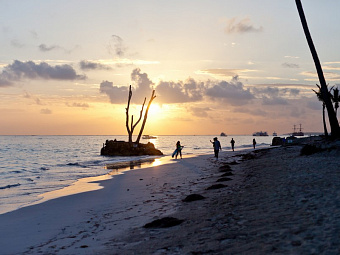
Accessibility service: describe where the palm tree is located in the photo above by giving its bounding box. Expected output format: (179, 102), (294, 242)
(295, 0), (340, 138)
(332, 87), (339, 117)
(312, 84), (333, 137)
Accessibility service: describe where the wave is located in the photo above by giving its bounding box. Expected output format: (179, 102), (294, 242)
(65, 162), (88, 168)
(0, 183), (21, 190)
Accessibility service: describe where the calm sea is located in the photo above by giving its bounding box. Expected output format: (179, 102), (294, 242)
(0, 135), (273, 214)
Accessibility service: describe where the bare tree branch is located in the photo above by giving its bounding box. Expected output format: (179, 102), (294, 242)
(136, 90), (156, 144)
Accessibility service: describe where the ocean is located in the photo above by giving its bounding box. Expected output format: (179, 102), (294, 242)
(0, 135), (274, 214)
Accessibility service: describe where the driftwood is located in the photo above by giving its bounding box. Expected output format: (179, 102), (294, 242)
(102, 85), (162, 156)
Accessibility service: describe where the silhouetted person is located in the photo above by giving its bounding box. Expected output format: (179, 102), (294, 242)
(175, 141), (182, 159)
(230, 138), (235, 151)
(253, 138), (256, 149)
(210, 137), (222, 159)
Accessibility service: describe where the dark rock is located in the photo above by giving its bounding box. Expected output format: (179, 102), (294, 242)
(143, 217), (184, 228)
(229, 161), (239, 165)
(182, 194), (205, 202)
(300, 144), (324, 156)
(216, 177), (232, 182)
(221, 172), (233, 177)
(101, 140), (163, 156)
(272, 137), (283, 146)
(206, 184), (227, 190)
(219, 165), (231, 171)
(241, 153), (256, 160)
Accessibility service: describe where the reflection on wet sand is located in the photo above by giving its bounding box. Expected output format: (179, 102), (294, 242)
(106, 156), (170, 176)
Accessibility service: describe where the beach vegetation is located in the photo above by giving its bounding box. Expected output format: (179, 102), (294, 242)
(312, 84), (334, 137)
(332, 87), (339, 117)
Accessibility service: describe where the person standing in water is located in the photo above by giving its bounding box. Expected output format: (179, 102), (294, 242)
(253, 138), (256, 149)
(230, 138), (235, 151)
(210, 137), (222, 159)
(175, 141), (183, 159)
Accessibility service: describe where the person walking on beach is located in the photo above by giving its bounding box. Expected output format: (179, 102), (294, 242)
(175, 141), (183, 159)
(230, 138), (235, 151)
(210, 137), (222, 159)
(253, 138), (256, 149)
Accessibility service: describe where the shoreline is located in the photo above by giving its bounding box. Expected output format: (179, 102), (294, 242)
(0, 150), (240, 254)
(1, 147), (251, 216)
(1, 137), (335, 254)
(0, 155), (176, 215)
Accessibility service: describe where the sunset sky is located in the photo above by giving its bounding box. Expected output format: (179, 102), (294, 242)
(1, 0), (340, 135)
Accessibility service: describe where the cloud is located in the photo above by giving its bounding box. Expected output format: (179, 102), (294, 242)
(0, 60), (86, 86)
(290, 106), (306, 118)
(79, 60), (112, 71)
(38, 44), (80, 54)
(197, 68), (256, 79)
(301, 71), (340, 81)
(282, 62), (300, 68)
(23, 91), (31, 98)
(130, 68), (154, 101)
(234, 107), (267, 116)
(285, 88), (300, 96)
(285, 56), (300, 59)
(100, 70), (257, 106)
(225, 17), (263, 34)
(306, 98), (322, 111)
(262, 96), (288, 105)
(156, 78), (204, 103)
(40, 108), (52, 114)
(188, 107), (211, 118)
(107, 35), (127, 57)
(66, 102), (90, 109)
(11, 39), (24, 48)
(35, 98), (43, 105)
(100, 68), (154, 104)
(205, 76), (254, 106)
(100, 68), (204, 105)
(38, 44), (60, 52)
(23, 91), (44, 105)
(99, 81), (128, 104)
(252, 87), (280, 97)
(101, 70), (308, 108)
(252, 86), (300, 104)
(198, 69), (239, 77)
(323, 65), (340, 71)
(30, 31), (38, 39)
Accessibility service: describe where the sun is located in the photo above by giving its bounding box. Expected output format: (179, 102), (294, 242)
(148, 103), (162, 119)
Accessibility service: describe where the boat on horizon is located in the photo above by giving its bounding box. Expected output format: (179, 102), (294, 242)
(142, 135), (157, 139)
(292, 124), (304, 136)
(220, 132), (227, 137)
(253, 131), (268, 136)
(273, 131), (277, 136)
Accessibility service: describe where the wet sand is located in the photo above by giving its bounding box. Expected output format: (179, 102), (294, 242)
(103, 140), (340, 255)
(1, 138), (340, 254)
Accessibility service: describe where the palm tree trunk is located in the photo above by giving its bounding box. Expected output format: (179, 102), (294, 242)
(295, 0), (340, 138)
(322, 103), (328, 137)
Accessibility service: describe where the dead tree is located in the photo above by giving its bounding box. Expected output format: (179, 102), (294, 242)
(135, 90), (156, 144)
(125, 85), (146, 145)
(295, 0), (340, 138)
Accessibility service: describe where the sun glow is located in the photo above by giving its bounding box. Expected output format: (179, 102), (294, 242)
(147, 103), (162, 119)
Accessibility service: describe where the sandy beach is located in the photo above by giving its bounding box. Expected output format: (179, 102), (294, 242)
(1, 137), (340, 254)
